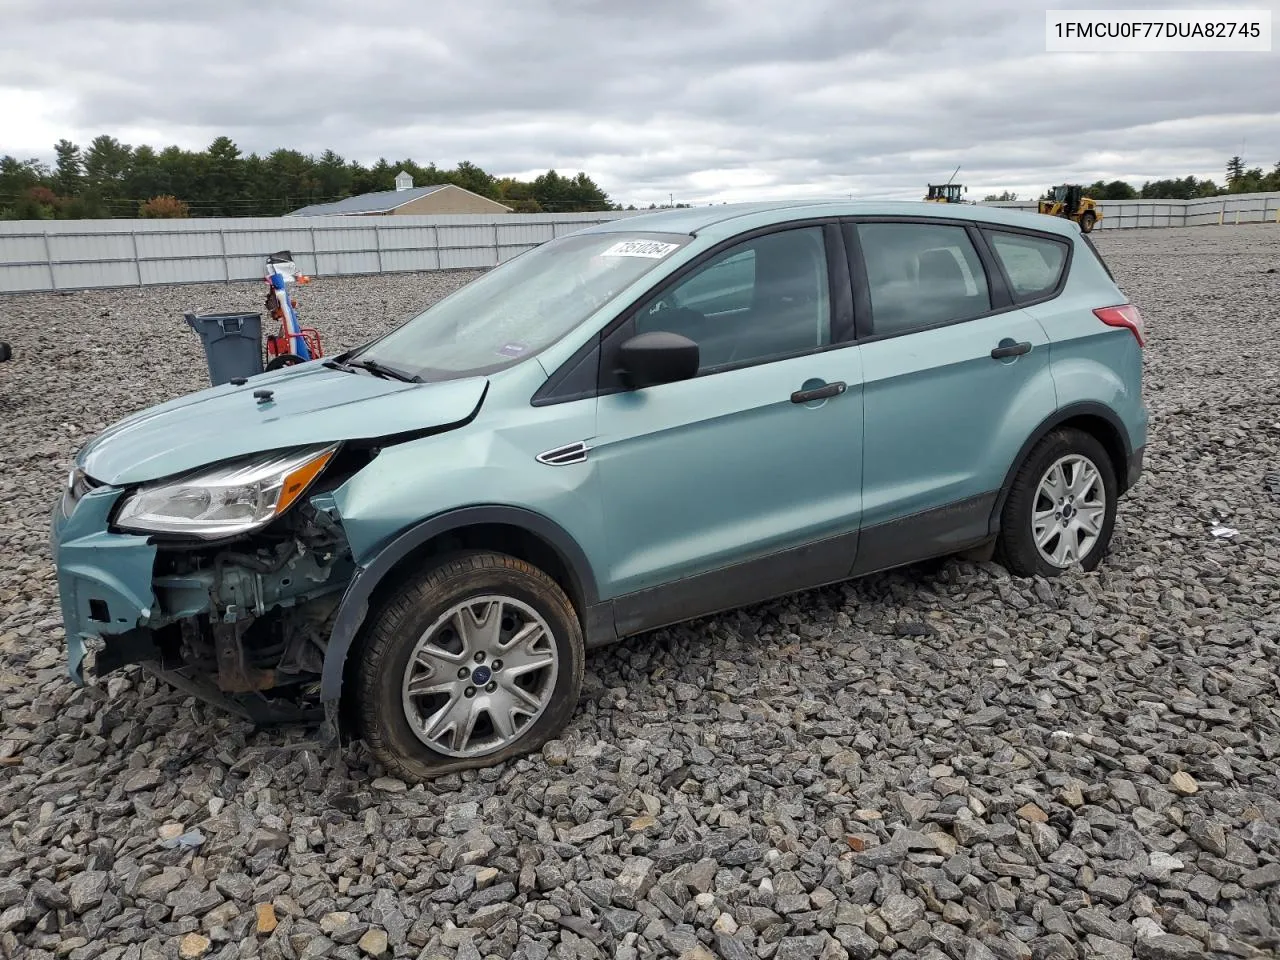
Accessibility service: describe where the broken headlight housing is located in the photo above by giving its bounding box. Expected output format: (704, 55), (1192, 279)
(61, 465), (100, 518)
(114, 444), (337, 539)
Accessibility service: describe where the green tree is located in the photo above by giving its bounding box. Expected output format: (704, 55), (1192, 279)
(1139, 176), (1215, 200)
(982, 190), (1018, 201)
(263, 149), (319, 214)
(83, 135), (133, 209)
(449, 160), (497, 197)
(1075, 181), (1132, 200)
(1226, 156), (1245, 185)
(123, 144), (167, 201)
(205, 136), (246, 215)
(1228, 166), (1266, 194)
(53, 139), (83, 196)
(532, 169), (611, 211)
(0, 155), (49, 204)
(353, 158), (398, 194)
(314, 150), (354, 201)
(155, 145), (203, 203)
(496, 177), (543, 212)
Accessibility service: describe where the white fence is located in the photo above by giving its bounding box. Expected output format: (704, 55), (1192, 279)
(986, 191), (1280, 231)
(1, 193), (1278, 295)
(0, 211), (641, 295)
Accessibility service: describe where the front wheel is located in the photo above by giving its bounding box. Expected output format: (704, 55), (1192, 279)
(1079, 211), (1097, 233)
(997, 428), (1117, 578)
(266, 353), (304, 371)
(354, 551), (584, 782)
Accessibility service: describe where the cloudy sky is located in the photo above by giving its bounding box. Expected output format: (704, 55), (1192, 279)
(2, 0), (1276, 206)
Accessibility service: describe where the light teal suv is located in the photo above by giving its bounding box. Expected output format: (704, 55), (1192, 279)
(51, 200), (1147, 780)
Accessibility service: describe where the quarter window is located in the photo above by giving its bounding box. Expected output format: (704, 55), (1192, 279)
(635, 226), (831, 372)
(986, 230), (1069, 300)
(856, 222), (991, 336)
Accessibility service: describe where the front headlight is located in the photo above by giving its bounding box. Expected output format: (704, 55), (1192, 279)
(114, 444), (338, 539)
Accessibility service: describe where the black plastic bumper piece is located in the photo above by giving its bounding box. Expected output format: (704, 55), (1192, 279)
(95, 628), (165, 676)
(140, 663), (324, 727)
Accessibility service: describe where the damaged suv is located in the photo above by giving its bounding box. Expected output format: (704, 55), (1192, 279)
(51, 200), (1146, 781)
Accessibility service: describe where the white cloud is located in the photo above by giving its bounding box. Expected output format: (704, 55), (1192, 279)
(0, 0), (1275, 206)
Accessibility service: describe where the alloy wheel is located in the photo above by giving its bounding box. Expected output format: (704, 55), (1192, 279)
(400, 595), (559, 758)
(1031, 454), (1107, 568)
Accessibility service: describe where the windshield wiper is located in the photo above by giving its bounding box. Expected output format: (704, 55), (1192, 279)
(329, 357), (422, 383)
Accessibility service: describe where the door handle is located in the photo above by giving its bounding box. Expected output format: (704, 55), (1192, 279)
(990, 341), (1032, 359)
(791, 381), (847, 403)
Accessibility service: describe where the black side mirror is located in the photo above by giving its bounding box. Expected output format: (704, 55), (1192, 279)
(617, 331), (699, 388)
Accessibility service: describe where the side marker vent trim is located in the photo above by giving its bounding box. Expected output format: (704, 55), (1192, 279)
(536, 442), (590, 466)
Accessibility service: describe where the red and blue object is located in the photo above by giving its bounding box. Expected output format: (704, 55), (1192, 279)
(263, 251), (323, 370)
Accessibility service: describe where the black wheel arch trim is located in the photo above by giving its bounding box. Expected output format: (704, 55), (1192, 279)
(989, 401), (1137, 534)
(319, 504), (599, 702)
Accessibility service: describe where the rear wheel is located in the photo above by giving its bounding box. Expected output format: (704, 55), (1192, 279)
(354, 551), (584, 781)
(1079, 211), (1097, 233)
(997, 428), (1117, 578)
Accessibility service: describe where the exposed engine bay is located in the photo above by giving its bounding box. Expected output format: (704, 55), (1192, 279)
(94, 494), (355, 723)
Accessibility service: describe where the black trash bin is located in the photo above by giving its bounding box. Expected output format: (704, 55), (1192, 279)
(183, 312), (263, 386)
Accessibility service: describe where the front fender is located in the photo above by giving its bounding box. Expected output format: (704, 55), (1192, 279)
(317, 504), (601, 703)
(318, 396), (606, 704)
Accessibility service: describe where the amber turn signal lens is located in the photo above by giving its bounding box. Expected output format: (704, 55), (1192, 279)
(274, 449), (335, 516)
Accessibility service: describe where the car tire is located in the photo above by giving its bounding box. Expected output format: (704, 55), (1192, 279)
(354, 550), (584, 782)
(1080, 211), (1097, 233)
(997, 428), (1117, 578)
(265, 353), (304, 371)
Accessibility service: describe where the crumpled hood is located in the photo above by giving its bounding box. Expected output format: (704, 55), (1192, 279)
(78, 361), (488, 486)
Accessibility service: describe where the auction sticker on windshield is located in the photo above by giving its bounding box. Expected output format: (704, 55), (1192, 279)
(600, 240), (680, 258)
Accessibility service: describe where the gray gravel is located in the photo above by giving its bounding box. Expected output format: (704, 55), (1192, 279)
(2, 226), (1279, 960)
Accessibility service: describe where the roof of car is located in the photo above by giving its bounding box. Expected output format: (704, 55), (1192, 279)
(582, 199), (1080, 240)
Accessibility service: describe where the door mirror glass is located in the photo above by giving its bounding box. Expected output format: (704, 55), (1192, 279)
(618, 331), (700, 388)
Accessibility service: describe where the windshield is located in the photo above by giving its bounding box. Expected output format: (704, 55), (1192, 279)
(351, 230), (690, 381)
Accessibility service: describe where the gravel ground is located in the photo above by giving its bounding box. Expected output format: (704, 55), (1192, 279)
(2, 226), (1279, 960)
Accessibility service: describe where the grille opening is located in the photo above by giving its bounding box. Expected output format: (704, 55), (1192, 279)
(88, 599), (110, 623)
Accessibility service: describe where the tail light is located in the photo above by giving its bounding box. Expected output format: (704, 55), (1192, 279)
(1093, 304), (1145, 347)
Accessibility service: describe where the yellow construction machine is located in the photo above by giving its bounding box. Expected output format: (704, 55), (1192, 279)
(925, 183), (966, 203)
(1038, 184), (1102, 232)
(924, 166), (967, 203)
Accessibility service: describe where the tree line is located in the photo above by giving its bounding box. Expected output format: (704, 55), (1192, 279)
(6, 136), (1278, 220)
(0, 135), (624, 219)
(984, 157), (1280, 202)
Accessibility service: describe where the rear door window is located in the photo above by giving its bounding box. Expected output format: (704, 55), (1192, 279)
(985, 230), (1069, 300)
(855, 222), (992, 337)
